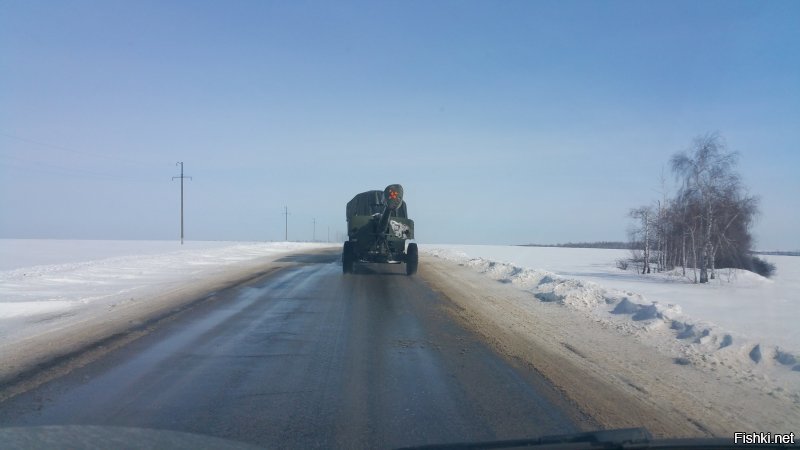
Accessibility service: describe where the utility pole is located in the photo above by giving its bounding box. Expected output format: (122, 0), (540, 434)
(172, 162), (192, 245)
(283, 206), (289, 241)
(312, 218), (316, 242)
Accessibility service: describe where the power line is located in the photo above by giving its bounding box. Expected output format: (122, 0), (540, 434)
(0, 132), (155, 167)
(0, 152), (163, 182)
(0, 156), (123, 180)
(172, 162), (192, 245)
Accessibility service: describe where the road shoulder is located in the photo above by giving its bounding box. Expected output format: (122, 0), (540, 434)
(419, 255), (800, 438)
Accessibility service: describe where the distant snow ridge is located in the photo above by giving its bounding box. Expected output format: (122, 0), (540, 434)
(423, 248), (800, 382)
(427, 248), (666, 312)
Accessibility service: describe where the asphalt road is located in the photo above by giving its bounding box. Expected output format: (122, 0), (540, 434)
(0, 250), (590, 448)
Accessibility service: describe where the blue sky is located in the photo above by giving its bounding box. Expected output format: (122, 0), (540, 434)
(1, 0), (798, 249)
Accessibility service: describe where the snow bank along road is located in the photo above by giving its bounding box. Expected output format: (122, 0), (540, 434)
(422, 257), (799, 437)
(1, 250), (797, 446)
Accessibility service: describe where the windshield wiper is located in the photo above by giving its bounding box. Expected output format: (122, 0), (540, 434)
(397, 427), (799, 450)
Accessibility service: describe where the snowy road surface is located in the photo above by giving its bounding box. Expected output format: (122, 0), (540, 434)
(0, 250), (588, 448)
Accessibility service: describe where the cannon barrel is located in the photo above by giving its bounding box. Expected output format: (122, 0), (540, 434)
(377, 184), (403, 234)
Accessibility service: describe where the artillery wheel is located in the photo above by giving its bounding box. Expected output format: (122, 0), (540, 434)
(406, 243), (418, 276)
(342, 241), (355, 274)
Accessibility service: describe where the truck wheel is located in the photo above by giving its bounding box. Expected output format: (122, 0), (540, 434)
(342, 241), (355, 274)
(406, 243), (418, 276)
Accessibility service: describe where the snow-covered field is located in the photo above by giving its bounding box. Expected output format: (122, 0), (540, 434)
(2, 239), (798, 400)
(0, 239), (339, 383)
(422, 245), (800, 394)
(0, 239), (336, 320)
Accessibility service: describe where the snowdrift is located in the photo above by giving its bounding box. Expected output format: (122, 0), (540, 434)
(423, 247), (800, 395)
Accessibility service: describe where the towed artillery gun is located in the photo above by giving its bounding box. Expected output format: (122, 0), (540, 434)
(342, 184), (417, 275)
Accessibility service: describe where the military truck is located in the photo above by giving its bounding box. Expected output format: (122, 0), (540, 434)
(342, 184), (417, 275)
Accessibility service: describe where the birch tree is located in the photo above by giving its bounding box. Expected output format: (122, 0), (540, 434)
(626, 133), (762, 282)
(630, 206), (654, 274)
(670, 134), (743, 283)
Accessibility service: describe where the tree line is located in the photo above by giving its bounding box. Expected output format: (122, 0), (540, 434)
(522, 241), (635, 250)
(627, 133), (775, 282)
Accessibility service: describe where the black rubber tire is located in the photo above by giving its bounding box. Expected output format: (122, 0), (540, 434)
(406, 243), (418, 276)
(342, 241), (355, 274)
